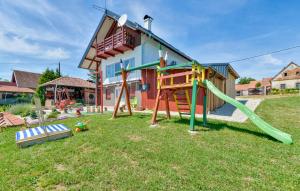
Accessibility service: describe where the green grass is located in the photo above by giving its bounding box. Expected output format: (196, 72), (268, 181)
(0, 96), (299, 190)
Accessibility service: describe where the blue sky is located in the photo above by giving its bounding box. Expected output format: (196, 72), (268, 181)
(1, 0), (300, 80)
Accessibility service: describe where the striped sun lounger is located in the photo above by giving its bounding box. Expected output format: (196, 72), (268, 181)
(16, 124), (72, 148)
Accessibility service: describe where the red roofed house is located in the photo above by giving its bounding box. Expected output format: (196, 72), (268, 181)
(40, 77), (96, 108)
(236, 78), (272, 96)
(271, 62), (300, 89)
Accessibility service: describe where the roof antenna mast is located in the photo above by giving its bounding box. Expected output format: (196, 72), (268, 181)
(92, 0), (108, 12)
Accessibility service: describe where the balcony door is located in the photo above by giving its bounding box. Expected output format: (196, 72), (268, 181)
(115, 86), (125, 105)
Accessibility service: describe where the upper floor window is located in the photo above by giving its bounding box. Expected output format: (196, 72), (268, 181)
(167, 60), (177, 66)
(296, 71), (300, 76)
(280, 84), (286, 89)
(106, 64), (114, 78)
(284, 72), (288, 76)
(296, 83), (300, 89)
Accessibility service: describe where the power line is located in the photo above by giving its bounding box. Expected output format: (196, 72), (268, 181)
(229, 45), (300, 63)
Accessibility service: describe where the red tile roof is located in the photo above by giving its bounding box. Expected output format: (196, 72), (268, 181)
(40, 77), (95, 89)
(12, 70), (41, 89)
(0, 86), (35, 93)
(235, 81), (258, 91)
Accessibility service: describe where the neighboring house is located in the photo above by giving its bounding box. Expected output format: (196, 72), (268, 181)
(40, 77), (96, 108)
(271, 62), (300, 89)
(78, 10), (239, 113)
(11, 70), (41, 90)
(0, 70), (41, 104)
(236, 78), (272, 96)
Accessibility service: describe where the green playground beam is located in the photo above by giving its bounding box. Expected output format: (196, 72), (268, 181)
(115, 60), (160, 75)
(157, 60), (202, 72)
(189, 79), (198, 131)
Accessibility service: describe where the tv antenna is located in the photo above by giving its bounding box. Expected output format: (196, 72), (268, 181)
(92, 0), (107, 12)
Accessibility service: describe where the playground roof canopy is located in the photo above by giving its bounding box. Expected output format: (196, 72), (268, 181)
(40, 77), (95, 89)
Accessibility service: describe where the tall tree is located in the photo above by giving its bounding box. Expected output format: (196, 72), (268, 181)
(238, 77), (256, 84)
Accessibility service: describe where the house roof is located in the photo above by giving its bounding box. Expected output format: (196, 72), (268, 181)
(40, 77), (95, 89)
(202, 63), (240, 79)
(0, 81), (16, 86)
(272, 62), (299, 80)
(235, 81), (258, 91)
(0, 86), (35, 93)
(78, 9), (193, 70)
(12, 70), (41, 89)
(261, 77), (272, 87)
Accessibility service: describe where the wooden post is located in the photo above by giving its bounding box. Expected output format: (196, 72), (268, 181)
(160, 56), (170, 119)
(95, 63), (99, 106)
(122, 70), (132, 116)
(100, 70), (104, 113)
(112, 69), (131, 118)
(189, 79), (198, 131)
(151, 89), (161, 125)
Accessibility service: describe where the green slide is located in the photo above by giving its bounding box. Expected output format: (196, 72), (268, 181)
(203, 80), (293, 144)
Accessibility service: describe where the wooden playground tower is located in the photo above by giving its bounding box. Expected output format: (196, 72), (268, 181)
(112, 48), (208, 131)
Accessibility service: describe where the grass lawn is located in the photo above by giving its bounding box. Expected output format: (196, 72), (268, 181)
(0, 96), (299, 190)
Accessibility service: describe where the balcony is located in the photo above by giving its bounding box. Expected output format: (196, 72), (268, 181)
(96, 27), (140, 59)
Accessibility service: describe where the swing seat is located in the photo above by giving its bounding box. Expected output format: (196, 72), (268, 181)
(16, 124), (72, 148)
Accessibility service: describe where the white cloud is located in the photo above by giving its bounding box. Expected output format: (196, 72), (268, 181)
(257, 55), (282, 66)
(42, 48), (70, 60)
(0, 32), (69, 60)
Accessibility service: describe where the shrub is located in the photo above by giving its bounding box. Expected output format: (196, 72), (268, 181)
(0, 105), (11, 112)
(47, 111), (59, 119)
(30, 110), (38, 119)
(271, 88), (300, 95)
(8, 104), (33, 117)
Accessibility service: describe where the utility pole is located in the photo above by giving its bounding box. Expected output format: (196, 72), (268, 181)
(58, 62), (61, 77)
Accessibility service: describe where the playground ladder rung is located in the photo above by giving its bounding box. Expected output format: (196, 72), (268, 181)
(176, 97), (188, 100)
(161, 83), (192, 90)
(177, 103), (189, 105)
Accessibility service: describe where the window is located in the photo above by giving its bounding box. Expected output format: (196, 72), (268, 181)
(284, 72), (287, 76)
(105, 58), (135, 78)
(296, 83), (300, 89)
(105, 88), (111, 100)
(296, 71), (300, 76)
(280, 84), (286, 89)
(115, 62), (121, 76)
(106, 64), (114, 78)
(124, 58), (135, 69)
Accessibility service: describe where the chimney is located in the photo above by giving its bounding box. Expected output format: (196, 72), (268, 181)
(143, 15), (153, 31)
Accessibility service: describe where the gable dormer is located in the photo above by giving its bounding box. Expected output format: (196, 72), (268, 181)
(273, 62), (300, 81)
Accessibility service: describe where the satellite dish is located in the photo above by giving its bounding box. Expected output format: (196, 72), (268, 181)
(118, 14), (127, 27)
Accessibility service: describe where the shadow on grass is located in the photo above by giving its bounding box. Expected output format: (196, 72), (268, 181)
(173, 118), (279, 143)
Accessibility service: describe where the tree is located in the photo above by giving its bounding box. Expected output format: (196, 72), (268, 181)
(36, 68), (61, 105)
(238, 77), (256, 84)
(255, 82), (261, 88)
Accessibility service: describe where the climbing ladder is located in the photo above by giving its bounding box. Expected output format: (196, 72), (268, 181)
(173, 90), (191, 118)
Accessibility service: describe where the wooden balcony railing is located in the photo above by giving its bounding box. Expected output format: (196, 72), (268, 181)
(96, 27), (138, 59)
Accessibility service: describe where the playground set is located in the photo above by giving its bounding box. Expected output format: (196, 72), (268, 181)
(112, 47), (293, 144)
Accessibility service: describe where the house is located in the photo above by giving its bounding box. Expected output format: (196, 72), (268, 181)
(236, 78), (272, 96)
(39, 77), (96, 108)
(271, 62), (300, 89)
(0, 70), (40, 105)
(78, 10), (239, 113)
